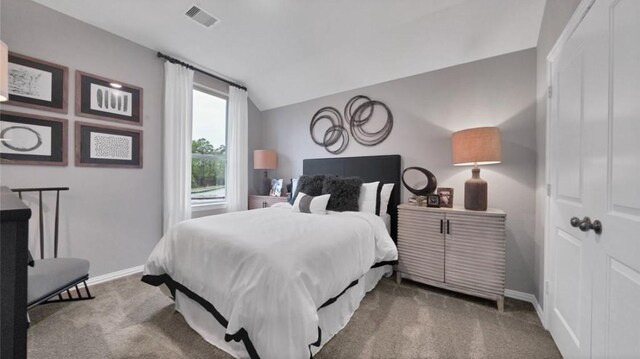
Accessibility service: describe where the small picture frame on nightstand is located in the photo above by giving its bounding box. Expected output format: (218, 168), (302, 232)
(427, 194), (440, 207)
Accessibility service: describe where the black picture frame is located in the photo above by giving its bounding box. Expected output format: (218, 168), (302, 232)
(6, 53), (68, 114)
(75, 71), (143, 126)
(427, 194), (440, 208)
(0, 111), (68, 166)
(75, 121), (142, 168)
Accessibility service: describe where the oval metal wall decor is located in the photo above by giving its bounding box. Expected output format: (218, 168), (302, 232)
(309, 95), (393, 154)
(401, 167), (438, 196)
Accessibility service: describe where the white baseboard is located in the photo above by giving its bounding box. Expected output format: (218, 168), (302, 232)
(87, 265), (144, 287)
(504, 289), (546, 328)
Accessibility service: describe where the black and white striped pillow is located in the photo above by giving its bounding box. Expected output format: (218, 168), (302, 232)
(292, 192), (331, 214)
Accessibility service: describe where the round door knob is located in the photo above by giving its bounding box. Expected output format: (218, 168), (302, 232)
(579, 217), (592, 232)
(592, 220), (603, 235)
(570, 217), (581, 227)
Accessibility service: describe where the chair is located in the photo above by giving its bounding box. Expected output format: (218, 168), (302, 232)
(12, 187), (94, 310)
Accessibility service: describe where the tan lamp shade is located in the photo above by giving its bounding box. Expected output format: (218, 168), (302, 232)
(451, 127), (501, 166)
(0, 41), (8, 102)
(254, 149), (277, 170)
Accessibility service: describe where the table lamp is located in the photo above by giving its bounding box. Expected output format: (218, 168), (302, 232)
(451, 127), (501, 211)
(254, 149), (277, 195)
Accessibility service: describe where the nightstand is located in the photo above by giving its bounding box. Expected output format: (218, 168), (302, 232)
(396, 204), (506, 311)
(248, 195), (288, 209)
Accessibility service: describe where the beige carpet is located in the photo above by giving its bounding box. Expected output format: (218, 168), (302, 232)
(27, 274), (561, 358)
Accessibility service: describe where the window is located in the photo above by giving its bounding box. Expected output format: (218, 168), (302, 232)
(191, 87), (227, 205)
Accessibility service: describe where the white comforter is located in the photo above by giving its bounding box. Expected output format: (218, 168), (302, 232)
(143, 205), (397, 359)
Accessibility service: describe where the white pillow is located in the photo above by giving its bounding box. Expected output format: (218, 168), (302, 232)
(358, 181), (380, 214)
(379, 183), (395, 216)
(292, 192), (330, 214)
(291, 178), (299, 198)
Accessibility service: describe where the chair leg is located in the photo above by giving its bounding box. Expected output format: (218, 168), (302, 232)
(84, 281), (93, 298)
(37, 280), (95, 306)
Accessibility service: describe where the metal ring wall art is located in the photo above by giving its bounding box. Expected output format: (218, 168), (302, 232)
(310, 95), (394, 154)
(310, 107), (349, 154)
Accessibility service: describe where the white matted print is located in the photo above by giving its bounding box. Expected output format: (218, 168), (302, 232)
(0, 120), (52, 156)
(89, 132), (132, 160)
(8, 63), (53, 101)
(90, 83), (133, 117)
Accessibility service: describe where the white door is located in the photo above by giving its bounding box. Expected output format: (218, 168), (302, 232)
(548, 6), (594, 356)
(549, 0), (640, 358)
(589, 0), (640, 357)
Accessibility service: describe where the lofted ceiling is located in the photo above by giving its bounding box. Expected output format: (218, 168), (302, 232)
(33, 0), (546, 110)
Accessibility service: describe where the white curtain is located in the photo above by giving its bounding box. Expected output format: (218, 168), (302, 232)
(163, 62), (194, 233)
(226, 86), (249, 212)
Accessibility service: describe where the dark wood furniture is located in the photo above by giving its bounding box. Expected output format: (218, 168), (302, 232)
(248, 195), (288, 210)
(1, 186), (32, 359)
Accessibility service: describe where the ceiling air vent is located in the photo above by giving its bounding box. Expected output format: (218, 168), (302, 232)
(185, 5), (218, 28)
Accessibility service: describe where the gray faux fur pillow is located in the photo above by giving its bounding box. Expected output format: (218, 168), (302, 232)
(322, 176), (363, 212)
(291, 175), (326, 204)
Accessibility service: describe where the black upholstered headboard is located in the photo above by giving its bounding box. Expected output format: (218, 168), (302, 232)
(303, 155), (402, 241)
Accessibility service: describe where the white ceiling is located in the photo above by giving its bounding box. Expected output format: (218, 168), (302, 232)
(33, 0), (546, 110)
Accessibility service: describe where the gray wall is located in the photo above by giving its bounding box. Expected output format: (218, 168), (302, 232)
(0, 0), (163, 277)
(534, 0), (581, 308)
(262, 49), (538, 294)
(0, 0), (265, 275)
(247, 99), (263, 195)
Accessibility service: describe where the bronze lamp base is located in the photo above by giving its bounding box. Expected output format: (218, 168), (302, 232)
(464, 167), (487, 211)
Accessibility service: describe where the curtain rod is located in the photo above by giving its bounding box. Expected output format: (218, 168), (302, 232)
(157, 52), (247, 91)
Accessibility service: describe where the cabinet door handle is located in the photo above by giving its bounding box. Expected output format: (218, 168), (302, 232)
(446, 220), (450, 235)
(440, 219), (443, 234)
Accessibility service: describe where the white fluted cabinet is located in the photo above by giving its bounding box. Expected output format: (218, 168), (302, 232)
(396, 204), (506, 311)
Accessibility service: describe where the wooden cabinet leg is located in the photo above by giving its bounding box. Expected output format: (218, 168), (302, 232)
(395, 271), (402, 284)
(497, 296), (504, 312)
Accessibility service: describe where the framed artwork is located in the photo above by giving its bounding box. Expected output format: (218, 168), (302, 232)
(76, 71), (143, 126)
(270, 178), (283, 197)
(75, 121), (142, 168)
(6, 52), (68, 113)
(0, 111), (68, 166)
(437, 187), (454, 208)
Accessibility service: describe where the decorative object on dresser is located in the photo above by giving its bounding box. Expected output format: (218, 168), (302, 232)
(0, 111), (68, 166)
(253, 149), (277, 195)
(248, 194), (288, 210)
(451, 127), (501, 211)
(5, 52), (68, 113)
(426, 194), (440, 207)
(401, 166), (438, 196)
(75, 121), (142, 168)
(76, 71), (143, 125)
(0, 41), (8, 102)
(396, 203), (506, 311)
(437, 187), (454, 208)
(269, 178), (283, 197)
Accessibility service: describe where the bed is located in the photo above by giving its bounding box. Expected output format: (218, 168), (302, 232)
(142, 155), (401, 359)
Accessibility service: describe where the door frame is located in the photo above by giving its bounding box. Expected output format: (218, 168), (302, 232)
(543, 0), (595, 328)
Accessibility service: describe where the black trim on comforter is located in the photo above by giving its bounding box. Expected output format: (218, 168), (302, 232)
(141, 260), (397, 359)
(141, 274), (260, 359)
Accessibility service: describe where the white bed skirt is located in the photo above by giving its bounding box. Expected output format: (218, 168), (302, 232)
(171, 265), (393, 358)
